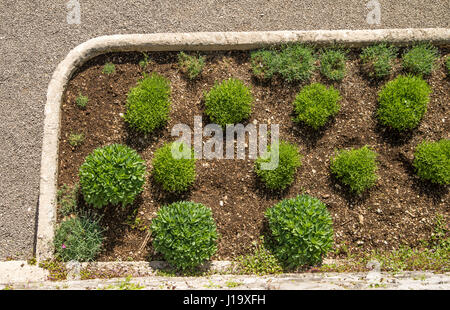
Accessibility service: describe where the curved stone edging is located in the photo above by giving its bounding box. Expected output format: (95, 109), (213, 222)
(37, 29), (450, 261)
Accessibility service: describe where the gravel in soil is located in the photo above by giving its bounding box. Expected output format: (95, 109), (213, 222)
(58, 49), (449, 262)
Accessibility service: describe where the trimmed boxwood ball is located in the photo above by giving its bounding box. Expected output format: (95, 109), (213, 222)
(265, 195), (334, 268)
(255, 141), (302, 191)
(293, 83), (341, 129)
(204, 78), (253, 127)
(151, 201), (218, 270)
(402, 43), (438, 76)
(413, 139), (450, 185)
(54, 214), (104, 262)
(377, 75), (431, 131)
(330, 145), (378, 195)
(360, 43), (398, 79)
(124, 73), (171, 134)
(79, 144), (146, 208)
(152, 141), (196, 193)
(319, 49), (347, 81)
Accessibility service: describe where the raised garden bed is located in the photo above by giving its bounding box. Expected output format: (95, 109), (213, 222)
(54, 43), (449, 269)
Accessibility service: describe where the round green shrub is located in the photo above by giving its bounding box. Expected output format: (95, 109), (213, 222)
(265, 195), (334, 268)
(377, 75), (431, 131)
(276, 44), (316, 82)
(402, 43), (438, 76)
(413, 139), (450, 185)
(79, 144), (146, 208)
(152, 141), (196, 192)
(330, 145), (378, 195)
(360, 44), (398, 79)
(293, 83), (341, 129)
(54, 214), (104, 262)
(151, 201), (218, 270)
(320, 49), (347, 81)
(204, 78), (253, 127)
(124, 73), (171, 134)
(255, 141), (302, 190)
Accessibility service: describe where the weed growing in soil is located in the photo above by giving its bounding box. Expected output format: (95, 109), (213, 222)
(293, 83), (341, 129)
(413, 139), (450, 185)
(139, 52), (151, 69)
(68, 132), (84, 147)
(178, 52), (205, 80)
(102, 62), (116, 75)
(330, 146), (378, 195)
(255, 141), (302, 191)
(75, 93), (88, 109)
(265, 195), (334, 269)
(235, 237), (283, 275)
(151, 201), (218, 270)
(377, 75), (430, 131)
(57, 183), (79, 217)
(124, 73), (171, 134)
(250, 50), (277, 80)
(360, 44), (398, 79)
(152, 141), (196, 193)
(402, 43), (438, 76)
(319, 49), (347, 81)
(79, 144), (146, 208)
(54, 213), (104, 262)
(204, 78), (253, 127)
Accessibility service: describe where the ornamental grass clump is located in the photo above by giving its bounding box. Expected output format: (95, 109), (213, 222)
(124, 73), (171, 134)
(204, 78), (253, 127)
(360, 44), (398, 79)
(293, 83), (341, 129)
(54, 213), (104, 262)
(255, 141), (302, 191)
(377, 75), (431, 131)
(79, 144), (146, 208)
(178, 52), (205, 80)
(330, 145), (378, 195)
(413, 139), (450, 185)
(265, 195), (334, 268)
(151, 201), (218, 270)
(152, 141), (196, 193)
(402, 43), (438, 76)
(319, 49), (347, 81)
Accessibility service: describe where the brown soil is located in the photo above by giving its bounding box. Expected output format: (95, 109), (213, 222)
(58, 49), (449, 262)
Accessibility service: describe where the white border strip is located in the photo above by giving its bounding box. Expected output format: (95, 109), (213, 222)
(36, 29), (450, 261)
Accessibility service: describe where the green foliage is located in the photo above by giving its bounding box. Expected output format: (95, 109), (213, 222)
(178, 52), (205, 79)
(57, 183), (79, 217)
(54, 214), (104, 262)
(250, 50), (277, 80)
(139, 52), (151, 68)
(446, 56), (450, 76)
(39, 260), (68, 281)
(152, 141), (196, 193)
(413, 139), (450, 185)
(360, 44), (398, 79)
(250, 44), (316, 82)
(150, 201), (218, 270)
(204, 78), (253, 127)
(68, 132), (84, 147)
(377, 75), (430, 131)
(102, 62), (116, 75)
(75, 93), (88, 109)
(235, 237), (283, 275)
(330, 146), (378, 195)
(124, 73), (171, 134)
(319, 49), (347, 81)
(79, 144), (146, 208)
(293, 83), (341, 129)
(402, 43), (438, 76)
(265, 195), (334, 268)
(255, 141), (302, 190)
